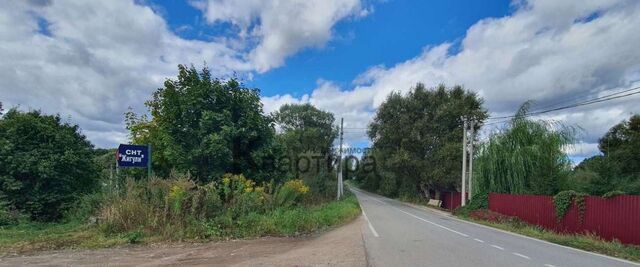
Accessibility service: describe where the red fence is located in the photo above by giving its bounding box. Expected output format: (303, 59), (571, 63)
(489, 193), (640, 245)
(441, 192), (466, 211)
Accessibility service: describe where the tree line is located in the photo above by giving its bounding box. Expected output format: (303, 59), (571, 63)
(356, 84), (639, 202)
(0, 65), (339, 222)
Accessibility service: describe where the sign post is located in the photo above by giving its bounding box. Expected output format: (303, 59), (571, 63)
(116, 144), (152, 179)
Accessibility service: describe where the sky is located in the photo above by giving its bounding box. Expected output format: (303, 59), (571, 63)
(1, 0), (640, 163)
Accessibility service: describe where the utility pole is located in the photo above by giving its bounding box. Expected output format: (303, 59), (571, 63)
(468, 120), (475, 200)
(461, 117), (467, 207)
(337, 117), (344, 200)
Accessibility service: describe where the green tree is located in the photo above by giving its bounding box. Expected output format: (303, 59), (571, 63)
(576, 114), (640, 195)
(474, 103), (574, 195)
(0, 109), (99, 221)
(368, 83), (488, 198)
(126, 65), (283, 183)
(272, 103), (337, 156)
(272, 103), (338, 200)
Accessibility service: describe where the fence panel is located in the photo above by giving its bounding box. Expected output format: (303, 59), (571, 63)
(489, 193), (640, 245)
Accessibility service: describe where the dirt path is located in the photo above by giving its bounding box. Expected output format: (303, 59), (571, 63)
(0, 216), (366, 267)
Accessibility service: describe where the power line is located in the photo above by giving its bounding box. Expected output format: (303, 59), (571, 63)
(485, 86), (640, 122)
(530, 85), (640, 113)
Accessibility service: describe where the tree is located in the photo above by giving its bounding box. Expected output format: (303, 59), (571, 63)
(272, 103), (338, 200)
(575, 114), (640, 195)
(126, 65), (283, 183)
(367, 83), (488, 198)
(474, 103), (574, 196)
(272, 103), (337, 156)
(0, 109), (99, 221)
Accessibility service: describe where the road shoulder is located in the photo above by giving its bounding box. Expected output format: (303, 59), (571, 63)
(0, 216), (367, 267)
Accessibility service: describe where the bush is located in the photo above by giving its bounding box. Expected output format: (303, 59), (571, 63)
(0, 109), (99, 221)
(0, 197), (20, 226)
(98, 173), (313, 240)
(273, 179), (310, 208)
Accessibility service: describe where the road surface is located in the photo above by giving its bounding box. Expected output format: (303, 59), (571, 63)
(352, 188), (639, 267)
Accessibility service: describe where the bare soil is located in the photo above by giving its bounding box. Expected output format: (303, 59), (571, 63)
(0, 217), (366, 267)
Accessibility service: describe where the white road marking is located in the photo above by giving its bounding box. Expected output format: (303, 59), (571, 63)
(544, 264), (556, 267)
(362, 210), (379, 237)
(512, 252), (531, 260)
(354, 189), (471, 238)
(491, 245), (505, 250)
(394, 209), (470, 237)
(474, 238), (485, 243)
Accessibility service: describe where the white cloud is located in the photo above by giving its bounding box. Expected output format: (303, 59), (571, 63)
(262, 0), (640, 158)
(0, 0), (368, 147)
(192, 0), (367, 72)
(0, 0), (252, 147)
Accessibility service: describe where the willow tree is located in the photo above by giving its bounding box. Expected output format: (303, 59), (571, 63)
(474, 103), (574, 196)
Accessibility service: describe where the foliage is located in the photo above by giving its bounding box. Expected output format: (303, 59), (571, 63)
(553, 190), (587, 222)
(272, 103), (338, 201)
(0, 109), (99, 221)
(455, 191), (489, 216)
(562, 169), (599, 194)
(474, 102), (574, 195)
(272, 103), (337, 156)
(602, 190), (625, 199)
(273, 179), (310, 208)
(99, 173), (316, 239)
(0, 193), (20, 226)
(0, 190), (360, 254)
(124, 230), (144, 244)
(575, 114), (640, 195)
(125, 64), (284, 183)
(365, 83), (488, 198)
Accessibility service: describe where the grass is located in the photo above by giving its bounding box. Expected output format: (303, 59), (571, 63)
(0, 221), (127, 256)
(458, 213), (640, 262)
(0, 195), (360, 256)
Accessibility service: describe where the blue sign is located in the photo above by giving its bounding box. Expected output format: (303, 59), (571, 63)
(116, 144), (149, 168)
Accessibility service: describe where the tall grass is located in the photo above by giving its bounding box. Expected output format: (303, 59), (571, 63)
(474, 102), (575, 195)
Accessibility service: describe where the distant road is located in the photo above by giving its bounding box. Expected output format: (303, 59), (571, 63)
(352, 188), (639, 267)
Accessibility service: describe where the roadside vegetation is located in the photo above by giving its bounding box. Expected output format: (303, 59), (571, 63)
(0, 65), (359, 255)
(355, 83), (488, 199)
(458, 210), (640, 262)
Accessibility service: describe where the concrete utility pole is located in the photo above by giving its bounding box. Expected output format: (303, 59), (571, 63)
(337, 117), (344, 200)
(461, 118), (467, 207)
(468, 120), (475, 200)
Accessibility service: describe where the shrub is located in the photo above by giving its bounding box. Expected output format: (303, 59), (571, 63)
(0, 196), (20, 226)
(0, 109), (99, 221)
(273, 179), (309, 208)
(97, 173), (314, 240)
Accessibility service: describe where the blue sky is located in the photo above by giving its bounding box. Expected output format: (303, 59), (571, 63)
(154, 0), (512, 97)
(2, 0), (639, 162)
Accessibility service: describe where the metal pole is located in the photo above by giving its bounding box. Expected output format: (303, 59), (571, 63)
(147, 144), (152, 179)
(461, 118), (467, 207)
(337, 118), (344, 199)
(468, 120), (475, 200)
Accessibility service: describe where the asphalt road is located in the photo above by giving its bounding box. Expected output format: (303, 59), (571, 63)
(352, 188), (639, 267)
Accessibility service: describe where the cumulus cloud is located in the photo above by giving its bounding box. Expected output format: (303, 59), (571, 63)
(262, 0), (640, 158)
(0, 0), (363, 147)
(192, 0), (367, 72)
